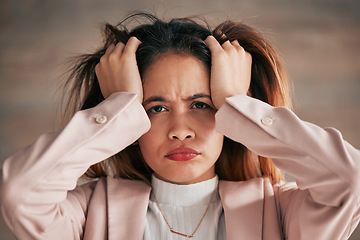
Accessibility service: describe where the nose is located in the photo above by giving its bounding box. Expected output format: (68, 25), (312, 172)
(168, 115), (195, 141)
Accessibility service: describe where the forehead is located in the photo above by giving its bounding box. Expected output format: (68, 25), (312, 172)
(142, 54), (210, 99)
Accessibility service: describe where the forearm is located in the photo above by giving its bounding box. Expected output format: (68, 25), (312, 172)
(0, 92), (150, 239)
(215, 95), (360, 206)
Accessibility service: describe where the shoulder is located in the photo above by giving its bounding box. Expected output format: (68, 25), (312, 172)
(76, 176), (150, 194)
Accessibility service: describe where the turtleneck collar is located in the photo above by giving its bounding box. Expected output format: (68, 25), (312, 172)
(150, 174), (219, 207)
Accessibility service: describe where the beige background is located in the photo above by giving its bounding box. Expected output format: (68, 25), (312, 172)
(0, 0), (359, 239)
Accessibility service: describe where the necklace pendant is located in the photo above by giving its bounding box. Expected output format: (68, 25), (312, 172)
(170, 229), (193, 238)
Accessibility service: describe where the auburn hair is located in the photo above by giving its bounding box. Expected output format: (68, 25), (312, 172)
(63, 12), (292, 185)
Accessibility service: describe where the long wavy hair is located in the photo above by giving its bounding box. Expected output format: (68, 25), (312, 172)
(63, 12), (292, 185)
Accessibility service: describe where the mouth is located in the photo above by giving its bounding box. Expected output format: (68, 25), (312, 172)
(165, 147), (200, 161)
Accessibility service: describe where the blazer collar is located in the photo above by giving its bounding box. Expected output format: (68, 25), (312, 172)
(107, 177), (151, 240)
(219, 178), (265, 240)
(106, 177), (275, 240)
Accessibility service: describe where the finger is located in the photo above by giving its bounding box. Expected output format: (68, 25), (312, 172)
(104, 44), (115, 56)
(221, 40), (234, 52)
(112, 41), (126, 56)
(231, 40), (252, 59)
(94, 62), (103, 78)
(94, 63), (100, 75)
(122, 36), (142, 55)
(231, 40), (246, 53)
(245, 51), (253, 63)
(231, 40), (242, 48)
(204, 35), (223, 52)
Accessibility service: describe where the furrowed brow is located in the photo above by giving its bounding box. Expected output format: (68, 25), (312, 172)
(186, 93), (211, 101)
(143, 96), (166, 106)
(143, 93), (211, 106)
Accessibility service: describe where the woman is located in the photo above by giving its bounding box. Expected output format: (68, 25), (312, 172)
(1, 13), (359, 240)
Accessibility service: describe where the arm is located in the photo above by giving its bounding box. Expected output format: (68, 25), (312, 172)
(1, 36), (147, 240)
(215, 95), (360, 239)
(0, 92), (150, 239)
(205, 34), (360, 239)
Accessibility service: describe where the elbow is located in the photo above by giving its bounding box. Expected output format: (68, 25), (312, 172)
(0, 166), (20, 232)
(345, 146), (360, 204)
(348, 165), (360, 204)
(338, 158), (360, 206)
(332, 133), (360, 205)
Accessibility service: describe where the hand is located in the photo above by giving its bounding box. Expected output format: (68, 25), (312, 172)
(204, 36), (252, 109)
(95, 37), (143, 103)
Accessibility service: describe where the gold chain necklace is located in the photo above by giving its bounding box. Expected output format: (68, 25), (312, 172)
(152, 186), (217, 239)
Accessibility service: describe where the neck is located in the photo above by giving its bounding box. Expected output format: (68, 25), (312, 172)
(154, 170), (216, 185)
(151, 174), (219, 206)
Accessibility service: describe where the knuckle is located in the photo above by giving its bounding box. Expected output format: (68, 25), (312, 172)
(224, 48), (237, 59)
(235, 45), (244, 52)
(99, 55), (107, 64)
(108, 53), (118, 63)
(228, 47), (237, 55)
(211, 47), (223, 55)
(121, 51), (131, 58)
(216, 52), (227, 61)
(235, 45), (245, 53)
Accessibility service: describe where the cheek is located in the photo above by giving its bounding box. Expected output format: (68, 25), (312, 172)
(138, 134), (154, 169)
(206, 131), (224, 156)
(138, 120), (163, 159)
(192, 111), (218, 136)
(214, 134), (225, 155)
(194, 113), (224, 153)
(138, 130), (154, 156)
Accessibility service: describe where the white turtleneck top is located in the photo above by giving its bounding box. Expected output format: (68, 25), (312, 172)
(143, 175), (226, 240)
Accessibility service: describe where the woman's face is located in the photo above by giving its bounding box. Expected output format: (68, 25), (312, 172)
(138, 54), (224, 185)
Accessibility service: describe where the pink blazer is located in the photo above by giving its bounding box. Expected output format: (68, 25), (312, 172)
(1, 92), (359, 240)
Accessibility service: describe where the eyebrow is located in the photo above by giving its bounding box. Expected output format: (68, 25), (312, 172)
(143, 96), (166, 106)
(186, 93), (211, 101)
(142, 93), (211, 106)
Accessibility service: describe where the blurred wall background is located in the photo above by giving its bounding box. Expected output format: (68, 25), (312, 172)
(0, 0), (359, 239)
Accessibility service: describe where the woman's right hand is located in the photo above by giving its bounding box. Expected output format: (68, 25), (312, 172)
(95, 37), (143, 103)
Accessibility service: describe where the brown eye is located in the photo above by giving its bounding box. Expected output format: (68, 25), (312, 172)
(191, 102), (211, 109)
(146, 105), (166, 114)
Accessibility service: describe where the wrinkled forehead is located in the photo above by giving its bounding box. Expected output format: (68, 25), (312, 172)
(139, 49), (210, 80)
(141, 54), (210, 101)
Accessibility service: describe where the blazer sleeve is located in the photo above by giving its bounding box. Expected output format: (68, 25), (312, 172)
(215, 94), (360, 239)
(0, 92), (151, 240)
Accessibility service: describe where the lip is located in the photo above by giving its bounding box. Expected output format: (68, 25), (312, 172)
(165, 147), (200, 161)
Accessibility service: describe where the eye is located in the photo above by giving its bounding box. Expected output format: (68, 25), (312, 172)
(146, 105), (166, 114)
(191, 101), (212, 109)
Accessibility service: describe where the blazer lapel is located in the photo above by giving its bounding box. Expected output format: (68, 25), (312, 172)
(107, 177), (151, 240)
(219, 178), (264, 240)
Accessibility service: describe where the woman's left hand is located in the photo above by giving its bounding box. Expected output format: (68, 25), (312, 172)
(205, 36), (252, 109)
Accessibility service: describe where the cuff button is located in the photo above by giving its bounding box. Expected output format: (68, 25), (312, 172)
(261, 117), (273, 126)
(95, 116), (107, 124)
